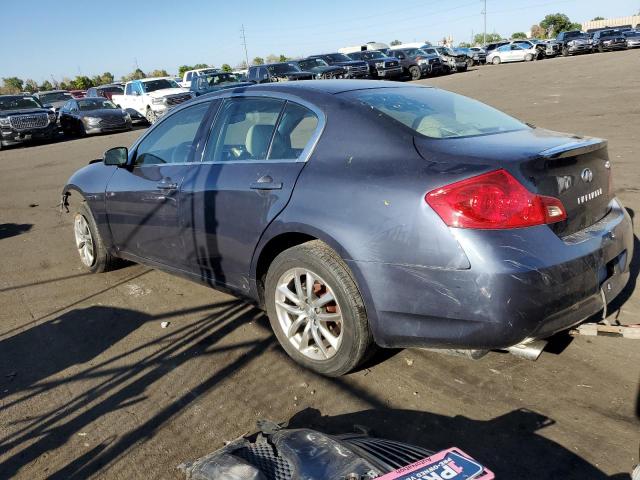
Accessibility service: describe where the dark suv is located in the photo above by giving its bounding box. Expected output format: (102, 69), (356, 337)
(293, 58), (347, 79)
(247, 63), (314, 83)
(306, 53), (370, 79)
(346, 50), (403, 79)
(0, 95), (58, 149)
(555, 30), (592, 56)
(592, 29), (628, 52)
(387, 48), (443, 79)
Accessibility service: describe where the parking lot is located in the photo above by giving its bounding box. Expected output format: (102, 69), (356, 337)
(1, 49), (639, 479)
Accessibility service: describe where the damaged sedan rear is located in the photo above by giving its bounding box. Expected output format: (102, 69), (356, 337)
(62, 81), (633, 376)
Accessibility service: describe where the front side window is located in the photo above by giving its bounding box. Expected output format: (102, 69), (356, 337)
(134, 102), (210, 166)
(344, 87), (527, 139)
(205, 97), (284, 162)
(270, 102), (319, 160)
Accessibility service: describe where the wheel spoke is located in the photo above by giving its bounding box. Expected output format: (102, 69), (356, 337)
(299, 322), (312, 350)
(305, 270), (314, 301)
(316, 312), (341, 322)
(312, 291), (334, 308)
(311, 324), (329, 357)
(293, 269), (304, 300)
(278, 285), (300, 305)
(317, 322), (340, 350)
(275, 300), (304, 316)
(287, 313), (308, 338)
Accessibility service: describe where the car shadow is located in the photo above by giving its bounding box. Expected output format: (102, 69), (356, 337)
(286, 407), (631, 479)
(0, 223), (32, 240)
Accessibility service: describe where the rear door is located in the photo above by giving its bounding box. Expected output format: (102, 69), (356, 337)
(105, 100), (215, 268)
(180, 95), (322, 289)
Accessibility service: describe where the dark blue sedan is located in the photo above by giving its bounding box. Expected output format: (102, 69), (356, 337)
(62, 81), (633, 376)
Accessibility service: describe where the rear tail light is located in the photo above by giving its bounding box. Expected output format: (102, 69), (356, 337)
(425, 169), (567, 229)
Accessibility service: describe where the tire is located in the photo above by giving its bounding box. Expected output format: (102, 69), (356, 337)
(408, 65), (422, 81)
(265, 240), (373, 376)
(466, 58), (474, 68)
(562, 46), (569, 57)
(73, 202), (118, 273)
(598, 44), (604, 53)
(492, 56), (501, 65)
(524, 53), (534, 62)
(145, 107), (157, 125)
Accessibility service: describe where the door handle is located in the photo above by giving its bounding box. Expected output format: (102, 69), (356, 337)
(157, 181), (178, 191)
(250, 175), (283, 190)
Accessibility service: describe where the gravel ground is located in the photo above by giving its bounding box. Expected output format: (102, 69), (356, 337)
(0, 49), (639, 479)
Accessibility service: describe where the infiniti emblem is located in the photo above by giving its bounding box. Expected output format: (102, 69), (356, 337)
(581, 168), (594, 183)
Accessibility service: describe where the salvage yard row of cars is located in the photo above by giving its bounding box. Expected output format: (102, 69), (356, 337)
(1, 28), (638, 150)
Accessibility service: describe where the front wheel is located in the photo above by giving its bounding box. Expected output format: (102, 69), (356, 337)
(466, 58), (474, 68)
(145, 107), (157, 125)
(73, 202), (118, 273)
(265, 241), (373, 376)
(409, 65), (422, 81)
(562, 47), (569, 57)
(492, 56), (501, 65)
(524, 53), (534, 62)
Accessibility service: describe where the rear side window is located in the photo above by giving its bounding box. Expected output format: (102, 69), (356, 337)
(134, 102), (210, 165)
(344, 87), (526, 139)
(206, 97), (284, 162)
(269, 102), (319, 160)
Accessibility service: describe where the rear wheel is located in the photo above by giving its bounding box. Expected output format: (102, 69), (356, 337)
(466, 58), (474, 68)
(265, 240), (373, 376)
(562, 46), (569, 57)
(145, 107), (157, 125)
(409, 65), (422, 81)
(73, 202), (118, 273)
(492, 56), (501, 65)
(524, 53), (534, 62)
(598, 44), (604, 53)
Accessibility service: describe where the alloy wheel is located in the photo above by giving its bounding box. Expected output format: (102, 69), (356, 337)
(74, 214), (95, 267)
(274, 267), (343, 361)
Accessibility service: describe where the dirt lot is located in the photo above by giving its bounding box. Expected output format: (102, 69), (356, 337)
(1, 50), (639, 479)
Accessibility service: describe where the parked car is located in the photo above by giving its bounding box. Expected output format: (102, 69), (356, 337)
(62, 80), (632, 376)
(179, 67), (220, 88)
(388, 48), (443, 79)
(623, 30), (640, 47)
(487, 42), (537, 64)
(346, 50), (403, 79)
(86, 84), (124, 101)
(421, 46), (468, 72)
(456, 47), (486, 66)
(111, 77), (193, 124)
(592, 29), (628, 52)
(469, 47), (488, 63)
(511, 40), (546, 59)
(59, 97), (132, 136)
(33, 90), (73, 113)
(189, 72), (253, 96)
(555, 31), (593, 56)
(537, 39), (561, 57)
(338, 41), (390, 54)
(69, 90), (86, 99)
(306, 53), (370, 78)
(247, 63), (314, 83)
(483, 41), (509, 52)
(293, 58), (347, 79)
(0, 95), (58, 149)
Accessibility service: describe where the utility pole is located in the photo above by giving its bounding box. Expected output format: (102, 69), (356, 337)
(241, 24), (250, 67)
(482, 0), (487, 46)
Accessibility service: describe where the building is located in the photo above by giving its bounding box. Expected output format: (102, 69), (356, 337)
(582, 15), (640, 32)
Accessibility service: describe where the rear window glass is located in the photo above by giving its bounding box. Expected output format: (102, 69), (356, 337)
(343, 87), (527, 139)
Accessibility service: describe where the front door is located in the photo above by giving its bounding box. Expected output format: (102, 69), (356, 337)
(105, 100), (214, 268)
(180, 96), (321, 290)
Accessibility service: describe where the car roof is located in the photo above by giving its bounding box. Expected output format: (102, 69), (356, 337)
(36, 90), (69, 94)
(235, 79), (431, 95)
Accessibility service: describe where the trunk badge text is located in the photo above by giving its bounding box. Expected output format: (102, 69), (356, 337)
(581, 168), (594, 183)
(577, 188), (603, 205)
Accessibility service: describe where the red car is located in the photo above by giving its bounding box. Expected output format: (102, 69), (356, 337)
(69, 90), (86, 99)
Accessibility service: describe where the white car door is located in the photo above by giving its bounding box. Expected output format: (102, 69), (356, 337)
(507, 44), (526, 62)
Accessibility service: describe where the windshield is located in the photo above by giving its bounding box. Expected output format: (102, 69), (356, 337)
(363, 51), (387, 59)
(202, 73), (241, 87)
(141, 79), (179, 92)
(624, 31), (640, 37)
(267, 63), (300, 74)
(326, 53), (352, 62)
(77, 99), (118, 111)
(39, 92), (72, 104)
(344, 87), (527, 139)
(599, 30), (619, 37)
(401, 48), (423, 58)
(98, 86), (123, 94)
(298, 58), (328, 69)
(564, 31), (586, 39)
(0, 96), (43, 111)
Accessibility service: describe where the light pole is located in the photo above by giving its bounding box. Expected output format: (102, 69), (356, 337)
(482, 0), (487, 46)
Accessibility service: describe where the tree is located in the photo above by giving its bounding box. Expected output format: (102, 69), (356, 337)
(266, 54), (279, 64)
(100, 72), (114, 84)
(193, 63), (210, 70)
(540, 13), (581, 37)
(473, 32), (502, 44)
(278, 54), (289, 62)
(178, 65), (193, 77)
(390, 39), (402, 46)
(2, 77), (24, 93)
(511, 32), (527, 39)
(252, 57), (265, 65)
(148, 69), (170, 77)
(39, 80), (53, 91)
(221, 64), (232, 72)
(122, 68), (146, 81)
(72, 76), (94, 89)
(591, 16), (605, 21)
(24, 79), (38, 93)
(530, 24), (546, 38)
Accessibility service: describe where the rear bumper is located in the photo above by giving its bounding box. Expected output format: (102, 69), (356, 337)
(348, 200), (633, 350)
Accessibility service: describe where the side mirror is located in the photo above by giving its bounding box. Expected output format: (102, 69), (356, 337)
(104, 147), (128, 167)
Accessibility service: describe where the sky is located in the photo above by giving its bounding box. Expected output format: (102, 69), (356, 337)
(2, 0), (638, 82)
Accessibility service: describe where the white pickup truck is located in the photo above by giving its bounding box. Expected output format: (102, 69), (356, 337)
(112, 78), (193, 124)
(179, 68), (220, 88)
